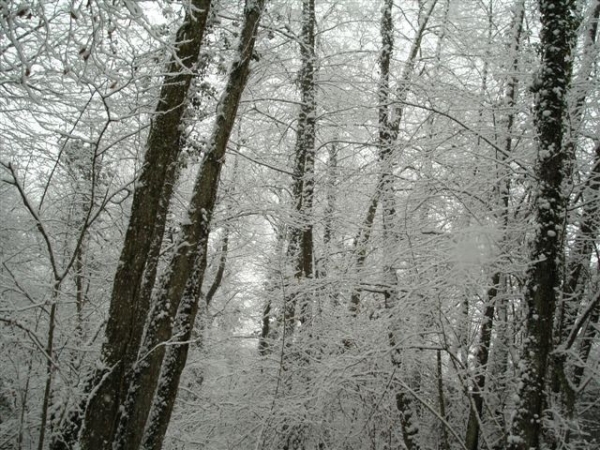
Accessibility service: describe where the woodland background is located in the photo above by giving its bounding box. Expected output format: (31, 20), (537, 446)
(0, 0), (598, 449)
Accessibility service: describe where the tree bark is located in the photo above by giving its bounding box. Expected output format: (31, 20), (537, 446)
(551, 6), (600, 428)
(121, 3), (265, 448)
(553, 141), (600, 445)
(465, 3), (525, 448)
(284, 0), (317, 343)
(79, 2), (212, 449)
(349, 0), (437, 316)
(379, 1), (414, 448)
(555, 0), (599, 345)
(278, 3), (317, 448)
(375, 2), (439, 448)
(507, 1), (576, 448)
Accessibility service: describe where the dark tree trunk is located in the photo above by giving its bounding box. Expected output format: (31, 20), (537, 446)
(78, 2), (212, 449)
(259, 298), (273, 356)
(555, 0), (599, 349)
(128, 3), (265, 448)
(375, 2), (439, 449)
(464, 3), (525, 448)
(284, 0), (317, 343)
(551, 7), (600, 432)
(279, 3), (317, 448)
(553, 141), (600, 445)
(378, 0), (413, 446)
(507, 1), (576, 448)
(349, 0), (437, 318)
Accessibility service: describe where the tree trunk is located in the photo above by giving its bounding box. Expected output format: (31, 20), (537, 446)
(284, 0), (317, 343)
(349, 0), (437, 317)
(465, 2), (525, 448)
(555, 0), (599, 347)
(137, 219), (229, 450)
(376, 1), (439, 448)
(121, 3), (264, 448)
(38, 285), (60, 450)
(553, 141), (600, 445)
(377, 1), (414, 447)
(278, 3), (317, 448)
(551, 6), (600, 429)
(259, 225), (285, 357)
(507, 1), (576, 448)
(79, 2), (212, 449)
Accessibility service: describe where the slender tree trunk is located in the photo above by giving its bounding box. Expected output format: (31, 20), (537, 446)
(436, 349), (450, 450)
(259, 295), (273, 357)
(348, 185), (380, 316)
(465, 3), (525, 448)
(507, 1), (576, 448)
(323, 143), (337, 255)
(571, 288), (600, 390)
(79, 2), (212, 449)
(73, 244), (86, 331)
(278, 3), (317, 449)
(464, 275), (497, 450)
(553, 141), (600, 445)
(321, 142), (339, 306)
(555, 0), (599, 346)
(349, 0), (437, 316)
(376, 2), (439, 448)
(377, 1), (415, 448)
(259, 222), (286, 356)
(38, 285), (60, 450)
(284, 0), (316, 343)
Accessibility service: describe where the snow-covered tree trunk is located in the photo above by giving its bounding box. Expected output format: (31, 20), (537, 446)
(465, 2), (525, 448)
(349, 0), (437, 318)
(551, 5), (600, 434)
(379, 1), (417, 448)
(259, 223), (285, 357)
(378, 2), (439, 448)
(284, 0), (316, 342)
(507, 1), (577, 448)
(130, 3), (264, 448)
(555, 0), (599, 344)
(279, 2), (317, 448)
(78, 2), (212, 449)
